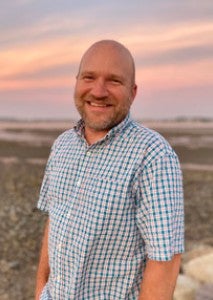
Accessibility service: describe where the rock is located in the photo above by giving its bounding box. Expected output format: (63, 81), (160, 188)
(195, 284), (213, 300)
(182, 244), (213, 264)
(8, 260), (20, 270)
(0, 260), (10, 273)
(0, 294), (10, 300)
(9, 206), (19, 222)
(174, 274), (200, 300)
(184, 252), (213, 284)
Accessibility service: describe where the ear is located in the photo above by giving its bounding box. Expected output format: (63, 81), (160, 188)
(130, 84), (137, 104)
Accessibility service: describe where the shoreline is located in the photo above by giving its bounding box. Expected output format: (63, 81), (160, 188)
(0, 119), (213, 130)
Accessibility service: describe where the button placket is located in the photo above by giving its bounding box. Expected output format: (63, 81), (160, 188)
(67, 210), (71, 218)
(76, 179), (81, 187)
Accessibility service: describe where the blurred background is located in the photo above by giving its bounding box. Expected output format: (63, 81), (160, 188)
(0, 1), (212, 299)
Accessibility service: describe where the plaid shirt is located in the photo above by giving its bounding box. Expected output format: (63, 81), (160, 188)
(38, 114), (184, 300)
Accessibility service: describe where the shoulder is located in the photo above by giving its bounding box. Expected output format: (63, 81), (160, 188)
(51, 128), (76, 153)
(128, 120), (179, 166)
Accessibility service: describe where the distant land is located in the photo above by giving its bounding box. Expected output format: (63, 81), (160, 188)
(0, 116), (213, 123)
(1, 118), (213, 136)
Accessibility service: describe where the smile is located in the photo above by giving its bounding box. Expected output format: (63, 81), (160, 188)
(87, 101), (112, 107)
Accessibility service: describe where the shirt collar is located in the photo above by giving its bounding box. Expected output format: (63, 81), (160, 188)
(74, 113), (132, 142)
(106, 113), (131, 138)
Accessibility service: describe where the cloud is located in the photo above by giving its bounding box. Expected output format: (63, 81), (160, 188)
(137, 43), (213, 68)
(1, 0), (212, 121)
(120, 20), (213, 68)
(1, 17), (212, 94)
(0, 36), (86, 78)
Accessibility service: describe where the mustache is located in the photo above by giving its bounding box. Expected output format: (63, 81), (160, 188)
(86, 96), (110, 102)
(84, 97), (113, 105)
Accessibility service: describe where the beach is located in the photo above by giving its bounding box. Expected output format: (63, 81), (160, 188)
(0, 119), (212, 299)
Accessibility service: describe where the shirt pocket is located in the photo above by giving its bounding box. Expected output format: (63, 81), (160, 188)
(81, 174), (131, 216)
(77, 175), (130, 230)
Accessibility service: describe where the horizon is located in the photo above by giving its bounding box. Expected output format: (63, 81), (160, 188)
(0, 115), (213, 122)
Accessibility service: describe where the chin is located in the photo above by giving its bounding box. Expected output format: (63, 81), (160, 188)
(85, 119), (114, 131)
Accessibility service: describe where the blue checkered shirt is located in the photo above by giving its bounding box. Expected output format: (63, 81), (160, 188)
(37, 114), (184, 299)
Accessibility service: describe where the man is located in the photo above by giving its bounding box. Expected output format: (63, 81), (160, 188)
(36, 40), (184, 300)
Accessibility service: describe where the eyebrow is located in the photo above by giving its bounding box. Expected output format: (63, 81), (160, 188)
(80, 71), (125, 81)
(107, 74), (125, 82)
(79, 71), (95, 76)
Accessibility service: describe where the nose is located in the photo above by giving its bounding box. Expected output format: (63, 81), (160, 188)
(90, 78), (109, 99)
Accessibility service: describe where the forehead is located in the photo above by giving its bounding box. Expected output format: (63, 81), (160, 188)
(79, 45), (133, 77)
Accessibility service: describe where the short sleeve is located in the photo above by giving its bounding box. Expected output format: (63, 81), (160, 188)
(136, 152), (184, 261)
(37, 143), (56, 213)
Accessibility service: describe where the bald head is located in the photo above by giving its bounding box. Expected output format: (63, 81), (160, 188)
(77, 40), (136, 86)
(74, 40), (137, 136)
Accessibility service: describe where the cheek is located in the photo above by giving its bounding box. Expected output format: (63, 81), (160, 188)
(113, 87), (131, 100)
(115, 92), (132, 108)
(74, 82), (89, 97)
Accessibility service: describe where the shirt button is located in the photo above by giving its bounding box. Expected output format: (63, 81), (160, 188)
(57, 275), (61, 281)
(67, 211), (71, 218)
(87, 151), (91, 156)
(76, 179), (81, 186)
(58, 243), (62, 250)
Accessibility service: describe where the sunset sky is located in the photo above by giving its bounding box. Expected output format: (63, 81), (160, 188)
(0, 0), (212, 120)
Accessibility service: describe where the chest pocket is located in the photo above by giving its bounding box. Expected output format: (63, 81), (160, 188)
(83, 174), (130, 215)
(69, 174), (133, 239)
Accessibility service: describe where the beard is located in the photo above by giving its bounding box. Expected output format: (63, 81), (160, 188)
(74, 96), (131, 132)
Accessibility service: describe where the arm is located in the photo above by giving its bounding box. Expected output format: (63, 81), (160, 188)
(35, 218), (50, 300)
(138, 254), (181, 300)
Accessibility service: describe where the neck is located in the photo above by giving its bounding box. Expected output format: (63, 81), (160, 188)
(84, 127), (109, 145)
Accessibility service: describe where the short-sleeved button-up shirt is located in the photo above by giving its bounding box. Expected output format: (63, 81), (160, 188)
(38, 114), (184, 300)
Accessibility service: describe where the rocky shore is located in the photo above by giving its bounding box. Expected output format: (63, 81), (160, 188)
(174, 244), (213, 300)
(0, 120), (212, 299)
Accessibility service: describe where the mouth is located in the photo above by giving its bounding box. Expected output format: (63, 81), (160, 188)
(86, 101), (112, 108)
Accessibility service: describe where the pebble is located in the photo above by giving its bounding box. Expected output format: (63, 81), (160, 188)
(184, 252), (213, 284)
(174, 246), (213, 300)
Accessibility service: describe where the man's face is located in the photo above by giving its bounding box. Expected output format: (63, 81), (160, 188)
(74, 44), (137, 133)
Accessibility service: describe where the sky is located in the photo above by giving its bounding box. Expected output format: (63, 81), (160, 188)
(0, 0), (212, 120)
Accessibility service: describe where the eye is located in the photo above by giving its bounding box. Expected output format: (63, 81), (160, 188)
(83, 75), (94, 82)
(109, 78), (122, 85)
(80, 73), (95, 82)
(112, 79), (120, 83)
